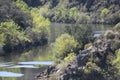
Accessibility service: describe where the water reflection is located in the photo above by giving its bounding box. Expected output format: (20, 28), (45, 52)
(0, 71), (24, 77)
(7, 65), (38, 68)
(0, 64), (9, 67)
(18, 61), (54, 65)
(0, 61), (53, 80)
(0, 67), (22, 80)
(0, 45), (54, 80)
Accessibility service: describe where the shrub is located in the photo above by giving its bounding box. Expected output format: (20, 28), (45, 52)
(113, 49), (120, 72)
(0, 21), (30, 45)
(51, 33), (78, 60)
(64, 52), (76, 62)
(31, 9), (50, 34)
(30, 9), (51, 43)
(111, 40), (120, 51)
(15, 0), (29, 11)
(84, 43), (92, 49)
(114, 23), (120, 32)
(68, 7), (91, 23)
(105, 30), (115, 39)
(101, 8), (110, 17)
(84, 62), (100, 74)
(65, 25), (94, 49)
(100, 8), (110, 23)
(49, 62), (69, 80)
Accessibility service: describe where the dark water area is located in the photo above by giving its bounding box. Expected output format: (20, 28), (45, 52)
(0, 23), (113, 80)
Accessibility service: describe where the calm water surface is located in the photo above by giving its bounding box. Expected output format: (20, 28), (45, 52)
(0, 46), (54, 80)
(0, 23), (112, 80)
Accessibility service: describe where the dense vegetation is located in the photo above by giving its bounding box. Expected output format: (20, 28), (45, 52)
(23, 0), (120, 24)
(0, 0), (50, 53)
(0, 0), (120, 80)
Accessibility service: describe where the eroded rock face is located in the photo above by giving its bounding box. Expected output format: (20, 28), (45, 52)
(36, 31), (120, 80)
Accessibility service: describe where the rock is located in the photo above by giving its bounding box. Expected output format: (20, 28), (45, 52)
(60, 73), (69, 80)
(37, 30), (120, 80)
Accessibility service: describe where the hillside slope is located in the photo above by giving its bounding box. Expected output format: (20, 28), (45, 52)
(35, 24), (120, 80)
(23, 0), (120, 24)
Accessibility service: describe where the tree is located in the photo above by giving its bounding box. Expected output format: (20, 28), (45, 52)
(65, 24), (94, 49)
(51, 33), (78, 60)
(15, 0), (29, 11)
(30, 8), (51, 44)
(0, 21), (30, 47)
(114, 22), (120, 32)
(100, 8), (110, 23)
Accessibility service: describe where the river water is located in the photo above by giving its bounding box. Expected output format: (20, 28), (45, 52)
(0, 23), (112, 80)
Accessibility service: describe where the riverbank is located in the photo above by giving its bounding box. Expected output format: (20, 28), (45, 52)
(36, 24), (120, 80)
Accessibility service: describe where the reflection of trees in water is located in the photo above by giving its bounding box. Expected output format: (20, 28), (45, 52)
(18, 45), (53, 61)
(1, 77), (16, 80)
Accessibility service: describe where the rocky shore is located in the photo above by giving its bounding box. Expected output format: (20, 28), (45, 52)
(35, 28), (120, 80)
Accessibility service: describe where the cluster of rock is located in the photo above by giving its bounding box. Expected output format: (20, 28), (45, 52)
(35, 30), (120, 80)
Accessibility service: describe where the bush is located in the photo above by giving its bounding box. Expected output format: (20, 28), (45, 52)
(84, 43), (92, 49)
(0, 21), (30, 45)
(113, 49), (120, 72)
(30, 8), (51, 43)
(114, 23), (120, 32)
(31, 9), (50, 34)
(105, 31), (115, 39)
(64, 53), (76, 62)
(84, 62), (100, 74)
(51, 33), (78, 60)
(111, 40), (120, 51)
(15, 0), (29, 11)
(65, 25), (94, 49)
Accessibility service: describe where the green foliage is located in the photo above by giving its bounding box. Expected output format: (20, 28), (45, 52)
(113, 49), (120, 72)
(100, 8), (110, 22)
(114, 23), (120, 32)
(15, 0), (29, 11)
(64, 52), (76, 62)
(51, 33), (78, 60)
(68, 7), (91, 23)
(38, 6), (50, 17)
(31, 9), (50, 34)
(0, 0), (51, 53)
(0, 0), (33, 29)
(53, 6), (67, 22)
(111, 40), (120, 51)
(76, 12), (91, 24)
(29, 8), (51, 43)
(84, 62), (100, 74)
(101, 8), (110, 17)
(0, 33), (6, 45)
(65, 25), (94, 48)
(48, 62), (69, 80)
(0, 67), (21, 80)
(22, 0), (120, 24)
(51, 6), (91, 23)
(114, 49), (120, 63)
(105, 31), (115, 39)
(84, 43), (92, 49)
(68, 7), (79, 21)
(0, 21), (30, 45)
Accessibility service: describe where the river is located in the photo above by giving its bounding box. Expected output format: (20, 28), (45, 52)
(0, 23), (112, 80)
